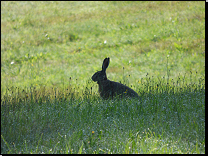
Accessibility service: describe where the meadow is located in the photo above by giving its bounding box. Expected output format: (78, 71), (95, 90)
(1, 1), (205, 154)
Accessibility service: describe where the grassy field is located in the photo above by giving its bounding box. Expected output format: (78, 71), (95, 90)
(1, 1), (205, 154)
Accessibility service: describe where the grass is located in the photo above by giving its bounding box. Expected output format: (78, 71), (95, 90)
(1, 74), (205, 154)
(1, 1), (205, 154)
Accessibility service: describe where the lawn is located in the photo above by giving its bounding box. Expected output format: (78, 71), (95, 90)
(1, 1), (205, 154)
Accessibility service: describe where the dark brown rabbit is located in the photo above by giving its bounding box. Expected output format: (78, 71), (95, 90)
(92, 57), (139, 99)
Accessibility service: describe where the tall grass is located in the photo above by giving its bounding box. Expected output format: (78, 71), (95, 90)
(1, 71), (205, 154)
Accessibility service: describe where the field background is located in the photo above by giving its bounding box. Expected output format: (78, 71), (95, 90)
(1, 1), (205, 154)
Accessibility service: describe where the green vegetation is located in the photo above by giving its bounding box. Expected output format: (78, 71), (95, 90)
(1, 1), (205, 154)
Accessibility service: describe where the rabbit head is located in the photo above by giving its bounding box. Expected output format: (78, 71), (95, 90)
(92, 57), (110, 82)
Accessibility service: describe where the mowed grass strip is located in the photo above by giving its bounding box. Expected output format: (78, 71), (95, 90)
(1, 1), (204, 91)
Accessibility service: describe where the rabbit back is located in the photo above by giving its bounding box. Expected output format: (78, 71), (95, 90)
(98, 79), (139, 99)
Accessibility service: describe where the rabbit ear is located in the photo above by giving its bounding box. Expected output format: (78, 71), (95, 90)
(102, 57), (110, 72)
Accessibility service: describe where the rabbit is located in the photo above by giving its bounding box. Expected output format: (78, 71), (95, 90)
(92, 57), (139, 99)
